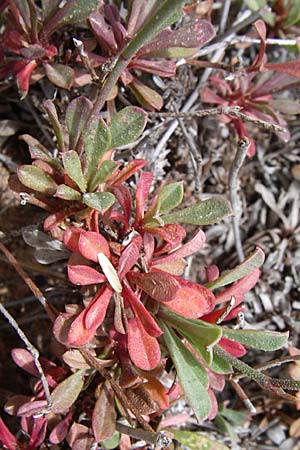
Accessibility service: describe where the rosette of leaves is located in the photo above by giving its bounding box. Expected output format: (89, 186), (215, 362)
(0, 0), (100, 97)
(86, 0), (215, 109)
(11, 96), (148, 234)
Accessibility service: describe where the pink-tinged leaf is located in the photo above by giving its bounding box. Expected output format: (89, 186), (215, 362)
(111, 159), (147, 185)
(165, 281), (215, 318)
(44, 63), (74, 90)
(215, 269), (261, 305)
(233, 118), (256, 156)
(62, 349), (93, 370)
(67, 311), (97, 347)
(66, 423), (93, 450)
(201, 85), (227, 105)
(78, 231), (110, 262)
(129, 78), (163, 110)
(127, 270), (180, 302)
(135, 171), (153, 224)
(68, 255), (106, 285)
(123, 281), (163, 337)
(153, 228), (205, 266)
(264, 60), (300, 78)
(0, 416), (19, 450)
(207, 388), (218, 420)
(138, 19), (215, 57)
(11, 348), (38, 377)
(127, 316), (161, 370)
(251, 20), (267, 70)
(43, 207), (81, 232)
(84, 285), (113, 329)
(153, 258), (187, 276)
(118, 237), (142, 280)
(89, 11), (118, 53)
(17, 400), (48, 417)
(130, 59), (176, 77)
(49, 411), (73, 444)
(219, 337), (247, 357)
(64, 227), (83, 253)
(147, 224), (186, 255)
(16, 60), (38, 98)
(27, 417), (48, 450)
(50, 370), (85, 414)
(205, 265), (219, 283)
(92, 381), (116, 442)
(143, 232), (155, 265)
(104, 4), (128, 46)
(53, 312), (78, 346)
(111, 185), (132, 224)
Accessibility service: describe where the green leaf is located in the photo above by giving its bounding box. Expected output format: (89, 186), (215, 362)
(210, 352), (232, 374)
(219, 406), (247, 426)
(100, 431), (120, 450)
(168, 429), (230, 450)
(50, 369), (85, 414)
(82, 192), (115, 212)
(214, 415), (238, 446)
(62, 151), (87, 193)
(155, 182), (184, 215)
(160, 309), (222, 365)
(222, 328), (289, 352)
(17, 165), (57, 194)
(44, 64), (74, 90)
(55, 184), (81, 201)
(110, 107), (147, 148)
(83, 116), (112, 184)
(205, 247), (265, 290)
(160, 321), (211, 421)
(89, 161), (118, 192)
(66, 96), (92, 150)
(162, 198), (232, 225)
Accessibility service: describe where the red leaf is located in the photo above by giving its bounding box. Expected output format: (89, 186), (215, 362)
(84, 285), (113, 329)
(27, 417), (48, 450)
(16, 60), (38, 98)
(143, 232), (155, 265)
(205, 265), (219, 283)
(219, 337), (247, 357)
(17, 400), (48, 417)
(11, 348), (39, 377)
(147, 223), (186, 255)
(165, 280), (215, 318)
(152, 228), (205, 266)
(0, 416), (19, 450)
(49, 411), (73, 444)
(111, 185), (132, 225)
(78, 231), (110, 262)
(123, 281), (163, 337)
(127, 316), (161, 370)
(264, 60), (300, 78)
(251, 19), (267, 70)
(68, 254), (106, 285)
(111, 159), (147, 185)
(215, 269), (261, 305)
(63, 227), (82, 252)
(118, 236), (142, 280)
(128, 270), (180, 302)
(135, 171), (153, 224)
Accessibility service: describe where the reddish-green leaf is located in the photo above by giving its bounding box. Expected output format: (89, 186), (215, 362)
(206, 247), (265, 290)
(127, 316), (161, 370)
(92, 381), (116, 442)
(89, 161), (118, 192)
(20, 134), (56, 164)
(55, 184), (81, 201)
(62, 150), (87, 193)
(129, 78), (163, 110)
(162, 198), (232, 225)
(109, 107), (147, 148)
(44, 64), (74, 90)
(128, 271), (180, 302)
(17, 165), (57, 194)
(168, 429), (229, 450)
(160, 321), (211, 421)
(50, 370), (85, 414)
(66, 96), (92, 150)
(82, 192), (115, 212)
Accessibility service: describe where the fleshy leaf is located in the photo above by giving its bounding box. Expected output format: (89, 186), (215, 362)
(68, 261), (106, 286)
(82, 192), (115, 212)
(55, 185), (81, 201)
(82, 116), (112, 183)
(17, 165), (57, 194)
(161, 198), (232, 225)
(128, 271), (180, 302)
(50, 370), (85, 414)
(89, 161), (118, 192)
(223, 328), (289, 352)
(206, 247), (265, 290)
(62, 151), (87, 193)
(168, 429), (229, 450)
(44, 63), (74, 90)
(127, 316), (161, 370)
(109, 107), (147, 148)
(78, 231), (110, 261)
(66, 96), (93, 150)
(160, 321), (211, 421)
(92, 381), (116, 442)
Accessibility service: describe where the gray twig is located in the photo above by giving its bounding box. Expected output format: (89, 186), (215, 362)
(228, 137), (250, 262)
(0, 302), (52, 408)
